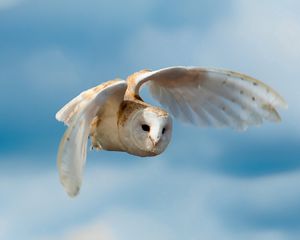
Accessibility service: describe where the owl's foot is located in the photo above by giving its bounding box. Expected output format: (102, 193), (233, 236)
(90, 142), (102, 151)
(89, 135), (103, 151)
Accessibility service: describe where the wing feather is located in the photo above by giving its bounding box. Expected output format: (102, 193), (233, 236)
(56, 80), (127, 197)
(133, 66), (287, 129)
(55, 93), (83, 126)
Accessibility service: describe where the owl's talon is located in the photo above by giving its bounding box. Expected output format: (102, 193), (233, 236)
(90, 142), (102, 151)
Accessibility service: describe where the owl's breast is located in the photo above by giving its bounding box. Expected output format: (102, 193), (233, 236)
(90, 100), (126, 152)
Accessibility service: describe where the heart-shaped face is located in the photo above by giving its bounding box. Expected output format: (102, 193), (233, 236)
(119, 106), (173, 157)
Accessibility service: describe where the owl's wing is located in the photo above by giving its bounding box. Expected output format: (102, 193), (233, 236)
(131, 66), (287, 130)
(56, 80), (127, 197)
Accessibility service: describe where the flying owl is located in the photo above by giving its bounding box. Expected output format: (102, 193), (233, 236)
(56, 66), (287, 197)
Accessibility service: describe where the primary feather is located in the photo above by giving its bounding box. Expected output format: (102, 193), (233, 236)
(134, 66), (287, 130)
(55, 93), (83, 126)
(57, 80), (127, 197)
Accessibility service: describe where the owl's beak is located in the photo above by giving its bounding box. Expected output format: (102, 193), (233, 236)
(149, 136), (160, 147)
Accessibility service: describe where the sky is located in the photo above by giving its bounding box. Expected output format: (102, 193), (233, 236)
(0, 0), (300, 239)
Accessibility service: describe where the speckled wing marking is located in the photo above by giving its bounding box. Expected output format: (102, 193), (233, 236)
(131, 66), (287, 130)
(56, 80), (127, 197)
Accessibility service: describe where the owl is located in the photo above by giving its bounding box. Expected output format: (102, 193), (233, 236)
(56, 66), (287, 197)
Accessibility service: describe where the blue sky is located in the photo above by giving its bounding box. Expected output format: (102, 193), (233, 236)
(1, 0), (300, 239)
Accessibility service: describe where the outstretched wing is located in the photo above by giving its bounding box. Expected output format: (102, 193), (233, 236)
(130, 66), (287, 130)
(56, 80), (127, 197)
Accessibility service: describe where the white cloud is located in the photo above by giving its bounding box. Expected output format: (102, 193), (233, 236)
(0, 217), (9, 239)
(61, 221), (115, 240)
(1, 157), (300, 240)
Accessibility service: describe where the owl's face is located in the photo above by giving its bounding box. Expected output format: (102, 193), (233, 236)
(123, 107), (172, 156)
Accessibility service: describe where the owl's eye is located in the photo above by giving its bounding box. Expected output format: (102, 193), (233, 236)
(162, 127), (166, 134)
(141, 124), (150, 132)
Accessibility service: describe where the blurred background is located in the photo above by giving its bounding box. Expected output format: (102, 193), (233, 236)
(0, 0), (300, 239)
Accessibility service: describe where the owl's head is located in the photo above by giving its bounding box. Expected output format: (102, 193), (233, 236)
(119, 106), (172, 156)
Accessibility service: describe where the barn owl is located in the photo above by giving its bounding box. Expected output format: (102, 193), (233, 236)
(56, 66), (287, 197)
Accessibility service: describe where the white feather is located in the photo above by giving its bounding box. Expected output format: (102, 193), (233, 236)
(55, 92), (85, 126)
(57, 104), (93, 197)
(56, 80), (127, 197)
(136, 67), (287, 130)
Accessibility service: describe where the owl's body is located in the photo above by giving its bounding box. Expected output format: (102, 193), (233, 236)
(56, 66), (287, 197)
(90, 99), (171, 157)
